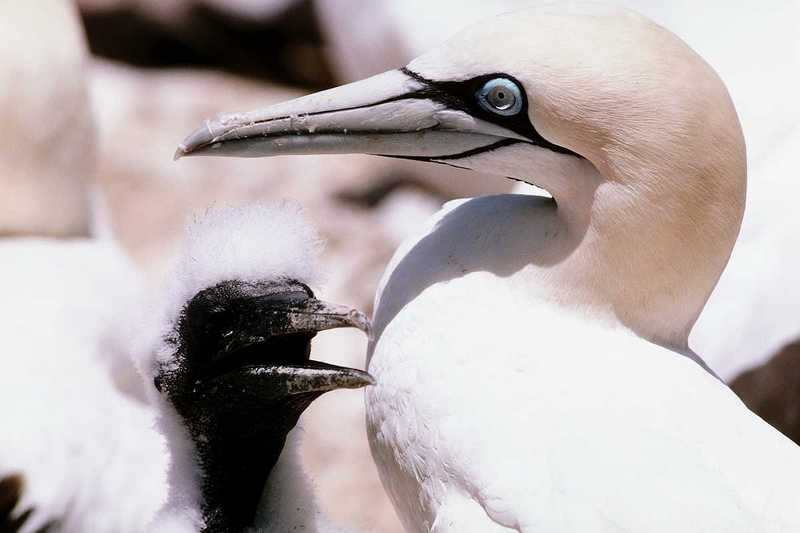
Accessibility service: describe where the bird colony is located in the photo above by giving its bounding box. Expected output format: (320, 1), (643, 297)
(2, 1), (799, 532)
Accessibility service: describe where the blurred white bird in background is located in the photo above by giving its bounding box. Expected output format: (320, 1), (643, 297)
(0, 1), (94, 238)
(0, 238), (168, 533)
(0, 3), (169, 531)
(178, 5), (800, 532)
(314, 0), (534, 83)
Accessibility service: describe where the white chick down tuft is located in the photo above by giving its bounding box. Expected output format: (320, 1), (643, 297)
(137, 200), (324, 381)
(131, 201), (326, 531)
(168, 200), (324, 322)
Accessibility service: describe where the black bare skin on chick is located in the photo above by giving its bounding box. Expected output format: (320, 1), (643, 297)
(156, 279), (329, 533)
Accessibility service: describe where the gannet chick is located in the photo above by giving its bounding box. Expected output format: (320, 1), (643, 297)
(140, 203), (372, 532)
(176, 6), (800, 531)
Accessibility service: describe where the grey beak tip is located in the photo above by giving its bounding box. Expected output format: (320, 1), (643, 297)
(177, 120), (219, 159)
(173, 145), (187, 161)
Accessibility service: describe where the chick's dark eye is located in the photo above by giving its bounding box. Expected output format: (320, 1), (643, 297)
(477, 78), (523, 116)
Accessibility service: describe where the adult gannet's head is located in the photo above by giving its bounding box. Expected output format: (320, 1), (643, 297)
(144, 203), (372, 532)
(177, 6), (743, 197)
(176, 6), (746, 345)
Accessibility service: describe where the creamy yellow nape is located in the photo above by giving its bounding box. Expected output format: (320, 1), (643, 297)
(402, 6), (745, 350)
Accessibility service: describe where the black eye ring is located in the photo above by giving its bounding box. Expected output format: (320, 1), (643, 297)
(476, 77), (524, 116)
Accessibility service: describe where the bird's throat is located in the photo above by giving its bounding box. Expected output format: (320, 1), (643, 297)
(188, 400), (314, 532)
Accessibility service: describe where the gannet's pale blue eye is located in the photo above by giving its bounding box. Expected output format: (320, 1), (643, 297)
(477, 78), (523, 116)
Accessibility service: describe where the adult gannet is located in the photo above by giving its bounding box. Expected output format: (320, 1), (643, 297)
(0, 203), (371, 533)
(177, 6), (800, 531)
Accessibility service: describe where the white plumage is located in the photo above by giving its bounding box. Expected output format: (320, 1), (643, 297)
(366, 199), (800, 531)
(0, 5), (169, 525)
(0, 238), (168, 532)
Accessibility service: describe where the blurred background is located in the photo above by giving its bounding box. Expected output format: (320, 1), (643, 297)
(1, 1), (798, 531)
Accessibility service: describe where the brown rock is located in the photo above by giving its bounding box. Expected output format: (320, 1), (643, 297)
(731, 339), (800, 445)
(78, 0), (334, 89)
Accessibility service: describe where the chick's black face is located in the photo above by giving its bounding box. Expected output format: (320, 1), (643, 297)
(171, 279), (314, 385)
(156, 279), (372, 533)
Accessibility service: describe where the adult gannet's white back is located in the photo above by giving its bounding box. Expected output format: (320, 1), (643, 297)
(177, 6), (800, 531)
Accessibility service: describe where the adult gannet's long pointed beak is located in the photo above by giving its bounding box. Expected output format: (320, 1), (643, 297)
(175, 69), (528, 161)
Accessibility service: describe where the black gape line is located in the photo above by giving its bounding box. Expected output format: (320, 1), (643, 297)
(187, 67), (580, 163)
(382, 138), (521, 163)
(397, 67), (581, 159)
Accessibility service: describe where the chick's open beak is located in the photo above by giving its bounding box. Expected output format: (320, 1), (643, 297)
(202, 295), (374, 398)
